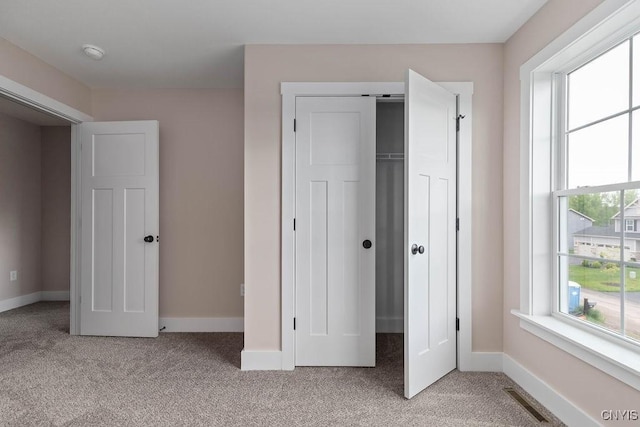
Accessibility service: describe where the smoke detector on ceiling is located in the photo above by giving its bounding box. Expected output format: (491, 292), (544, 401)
(82, 44), (105, 60)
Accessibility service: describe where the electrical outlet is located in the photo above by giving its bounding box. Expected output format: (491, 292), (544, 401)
(240, 283), (245, 297)
(9, 271), (17, 281)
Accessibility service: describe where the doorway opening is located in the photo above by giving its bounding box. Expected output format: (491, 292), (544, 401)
(0, 93), (72, 323)
(281, 79), (474, 396)
(375, 98), (405, 372)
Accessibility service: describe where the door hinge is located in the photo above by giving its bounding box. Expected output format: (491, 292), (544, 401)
(293, 317), (296, 330)
(294, 119), (296, 132)
(456, 218), (459, 231)
(293, 218), (296, 231)
(456, 317), (460, 331)
(456, 114), (465, 132)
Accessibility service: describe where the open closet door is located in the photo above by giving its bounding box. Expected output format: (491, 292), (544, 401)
(79, 121), (159, 337)
(404, 70), (457, 398)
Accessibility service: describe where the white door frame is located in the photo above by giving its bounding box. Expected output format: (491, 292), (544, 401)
(281, 81), (474, 371)
(0, 74), (93, 335)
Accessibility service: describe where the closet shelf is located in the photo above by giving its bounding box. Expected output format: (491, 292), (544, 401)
(376, 153), (404, 160)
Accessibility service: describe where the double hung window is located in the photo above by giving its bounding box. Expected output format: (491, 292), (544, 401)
(556, 34), (640, 344)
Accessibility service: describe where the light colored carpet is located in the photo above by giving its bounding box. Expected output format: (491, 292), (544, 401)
(0, 302), (563, 426)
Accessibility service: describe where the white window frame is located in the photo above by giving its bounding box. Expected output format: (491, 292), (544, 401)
(627, 219), (635, 231)
(515, 0), (640, 391)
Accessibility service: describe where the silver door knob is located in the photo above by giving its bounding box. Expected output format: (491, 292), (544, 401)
(411, 244), (425, 255)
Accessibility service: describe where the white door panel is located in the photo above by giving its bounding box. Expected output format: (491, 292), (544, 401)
(80, 121), (159, 337)
(296, 97), (376, 366)
(405, 70), (457, 398)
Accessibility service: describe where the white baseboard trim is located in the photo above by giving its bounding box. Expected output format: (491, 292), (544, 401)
(0, 292), (42, 313)
(462, 352), (504, 372)
(376, 316), (403, 333)
(241, 349), (283, 370)
(41, 291), (70, 301)
(503, 354), (599, 427)
(159, 317), (244, 332)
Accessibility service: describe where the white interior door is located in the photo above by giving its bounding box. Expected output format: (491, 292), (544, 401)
(79, 121), (159, 337)
(404, 70), (457, 398)
(295, 97), (376, 366)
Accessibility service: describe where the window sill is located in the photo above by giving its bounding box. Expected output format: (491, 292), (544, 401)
(511, 309), (640, 391)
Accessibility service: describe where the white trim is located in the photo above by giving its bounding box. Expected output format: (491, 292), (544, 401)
(281, 82), (404, 97)
(447, 82), (474, 372)
(281, 80), (473, 372)
(520, 0), (640, 79)
(281, 89), (295, 370)
(463, 352), (504, 372)
(241, 349), (283, 370)
(70, 124), (82, 335)
(503, 354), (600, 427)
(41, 291), (70, 301)
(376, 317), (403, 333)
(513, 310), (640, 391)
(0, 291), (71, 313)
(0, 292), (42, 313)
(0, 75), (92, 124)
(159, 317), (244, 332)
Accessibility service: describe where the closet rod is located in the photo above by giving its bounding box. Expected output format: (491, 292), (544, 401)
(376, 153), (404, 160)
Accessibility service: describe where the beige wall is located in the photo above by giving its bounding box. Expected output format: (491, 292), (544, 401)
(0, 38), (91, 115)
(503, 0), (640, 420)
(0, 112), (42, 300)
(92, 89), (244, 318)
(244, 44), (505, 351)
(41, 126), (71, 292)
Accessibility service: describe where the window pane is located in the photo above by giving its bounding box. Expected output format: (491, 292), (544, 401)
(567, 114), (628, 188)
(623, 264), (640, 342)
(559, 255), (622, 334)
(633, 110), (640, 180)
(634, 35), (640, 108)
(564, 191), (623, 262)
(568, 40), (629, 130)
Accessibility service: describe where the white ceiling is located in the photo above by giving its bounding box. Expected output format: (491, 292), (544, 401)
(0, 0), (547, 89)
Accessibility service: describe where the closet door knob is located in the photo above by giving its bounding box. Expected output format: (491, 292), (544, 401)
(144, 235), (154, 243)
(411, 244), (425, 255)
(362, 239), (372, 249)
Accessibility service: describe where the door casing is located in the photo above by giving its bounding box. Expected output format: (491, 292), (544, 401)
(281, 81), (474, 371)
(0, 74), (94, 335)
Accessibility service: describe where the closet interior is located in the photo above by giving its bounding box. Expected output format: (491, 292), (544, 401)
(375, 100), (405, 334)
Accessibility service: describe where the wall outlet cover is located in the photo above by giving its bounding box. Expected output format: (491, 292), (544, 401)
(10, 271), (17, 281)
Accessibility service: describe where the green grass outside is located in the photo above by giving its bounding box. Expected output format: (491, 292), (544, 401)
(569, 265), (640, 292)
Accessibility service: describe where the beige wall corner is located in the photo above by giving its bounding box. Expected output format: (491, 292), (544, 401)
(0, 112), (42, 301)
(91, 88), (244, 319)
(244, 44), (505, 352)
(0, 38), (91, 115)
(503, 0), (640, 420)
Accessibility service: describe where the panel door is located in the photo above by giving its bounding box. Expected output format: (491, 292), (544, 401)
(295, 97), (376, 366)
(79, 121), (159, 337)
(404, 70), (457, 398)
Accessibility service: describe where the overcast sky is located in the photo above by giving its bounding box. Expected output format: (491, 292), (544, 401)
(567, 38), (639, 188)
